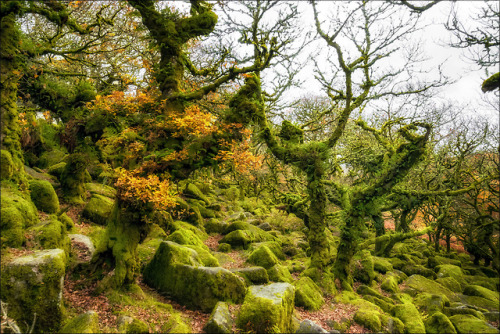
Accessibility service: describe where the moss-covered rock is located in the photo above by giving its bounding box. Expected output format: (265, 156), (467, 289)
(81, 194), (114, 225)
(220, 222), (276, 249)
(463, 285), (499, 302)
(405, 274), (456, 300)
(464, 275), (499, 292)
(428, 255), (462, 268)
(362, 295), (394, 314)
(236, 283), (296, 333)
(454, 295), (500, 312)
(205, 219), (228, 234)
(373, 256), (394, 274)
(29, 179), (59, 213)
(230, 267), (269, 285)
(60, 311), (100, 333)
(1, 249), (66, 333)
(414, 293), (450, 315)
(352, 250), (376, 284)
(449, 314), (499, 334)
(143, 241), (245, 312)
(402, 263), (436, 278)
(296, 319), (329, 333)
(162, 313), (191, 333)
(38, 149), (67, 169)
(184, 183), (211, 205)
(31, 216), (71, 257)
(170, 220), (208, 240)
(185, 245), (219, 267)
(85, 182), (116, 198)
(116, 316), (149, 334)
(424, 312), (457, 334)
(47, 161), (66, 178)
(217, 243), (231, 252)
(1, 184), (39, 247)
(381, 275), (399, 293)
(1, 149), (14, 180)
(203, 301), (233, 334)
(267, 264), (294, 283)
(392, 303), (426, 334)
(353, 309), (382, 332)
(167, 228), (208, 250)
(247, 245), (280, 269)
(436, 264), (465, 283)
(436, 276), (463, 293)
(293, 277), (324, 311)
(389, 257), (407, 270)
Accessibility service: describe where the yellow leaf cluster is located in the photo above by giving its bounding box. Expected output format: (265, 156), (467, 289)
(170, 105), (216, 138)
(114, 168), (177, 211)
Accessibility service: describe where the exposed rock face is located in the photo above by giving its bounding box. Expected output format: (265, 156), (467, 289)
(203, 302), (233, 334)
(0, 249), (66, 333)
(296, 319), (329, 333)
(143, 241), (246, 312)
(69, 234), (96, 263)
(236, 283), (296, 333)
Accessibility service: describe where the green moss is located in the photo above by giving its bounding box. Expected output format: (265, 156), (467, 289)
(372, 256), (394, 274)
(38, 149), (67, 169)
(82, 194), (114, 225)
(357, 285), (394, 305)
(353, 309), (382, 332)
(60, 311), (99, 333)
(267, 264), (293, 283)
(428, 255), (462, 268)
(183, 182), (211, 204)
(435, 264), (465, 283)
(47, 161), (66, 178)
(31, 215), (71, 257)
(362, 295), (394, 314)
(166, 229), (208, 250)
(402, 263), (436, 278)
(217, 243), (231, 252)
(464, 275), (498, 292)
(248, 241), (285, 260)
(449, 314), (499, 334)
(424, 312), (457, 334)
(137, 238), (163, 270)
(455, 295), (500, 312)
(414, 293), (450, 315)
(293, 277), (324, 311)
(162, 313), (191, 333)
(126, 318), (149, 333)
(435, 276), (463, 293)
(231, 267), (269, 285)
(60, 153), (89, 204)
(59, 212), (75, 231)
(236, 283), (296, 333)
(185, 245), (219, 267)
(393, 303), (426, 334)
(405, 274), (456, 300)
(247, 245), (280, 269)
(1, 184), (39, 247)
(170, 220), (208, 240)
(29, 179), (59, 213)
(381, 275), (399, 293)
(0, 149), (14, 180)
(1, 249), (66, 333)
(463, 285), (499, 302)
(85, 182), (116, 198)
(143, 241), (245, 312)
(352, 250), (376, 284)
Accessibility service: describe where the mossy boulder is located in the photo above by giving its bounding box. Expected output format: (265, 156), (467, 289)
(69, 234), (95, 263)
(1, 249), (66, 333)
(463, 285), (499, 302)
(185, 245), (219, 267)
(47, 162), (66, 178)
(449, 314), (499, 334)
(161, 313), (191, 333)
(184, 183), (211, 205)
(231, 267), (269, 285)
(424, 312), (457, 334)
(82, 194), (114, 225)
(352, 250), (376, 284)
(166, 228), (208, 250)
(464, 275), (499, 292)
(414, 293), (450, 315)
(203, 301), (233, 334)
(220, 222), (275, 249)
(85, 182), (116, 198)
(293, 277), (324, 311)
(1, 184), (39, 247)
(428, 255), (462, 268)
(381, 275), (399, 293)
(60, 310), (100, 333)
(353, 309), (382, 332)
(267, 264), (294, 283)
(405, 274), (456, 300)
(402, 263), (436, 278)
(217, 243), (231, 253)
(455, 295), (500, 312)
(247, 245), (280, 269)
(29, 179), (59, 213)
(116, 316), (149, 333)
(38, 149), (67, 169)
(143, 241), (245, 312)
(170, 220), (208, 240)
(236, 283), (296, 333)
(436, 276), (463, 293)
(1, 149), (15, 180)
(205, 219), (228, 234)
(393, 303), (426, 334)
(436, 264), (465, 284)
(31, 216), (71, 257)
(373, 256), (394, 274)
(248, 241), (285, 260)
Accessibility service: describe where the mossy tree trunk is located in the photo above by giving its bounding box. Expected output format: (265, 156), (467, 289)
(91, 201), (151, 290)
(0, 7), (27, 188)
(60, 153), (89, 204)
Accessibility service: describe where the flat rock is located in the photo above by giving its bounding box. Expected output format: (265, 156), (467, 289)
(296, 319), (329, 333)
